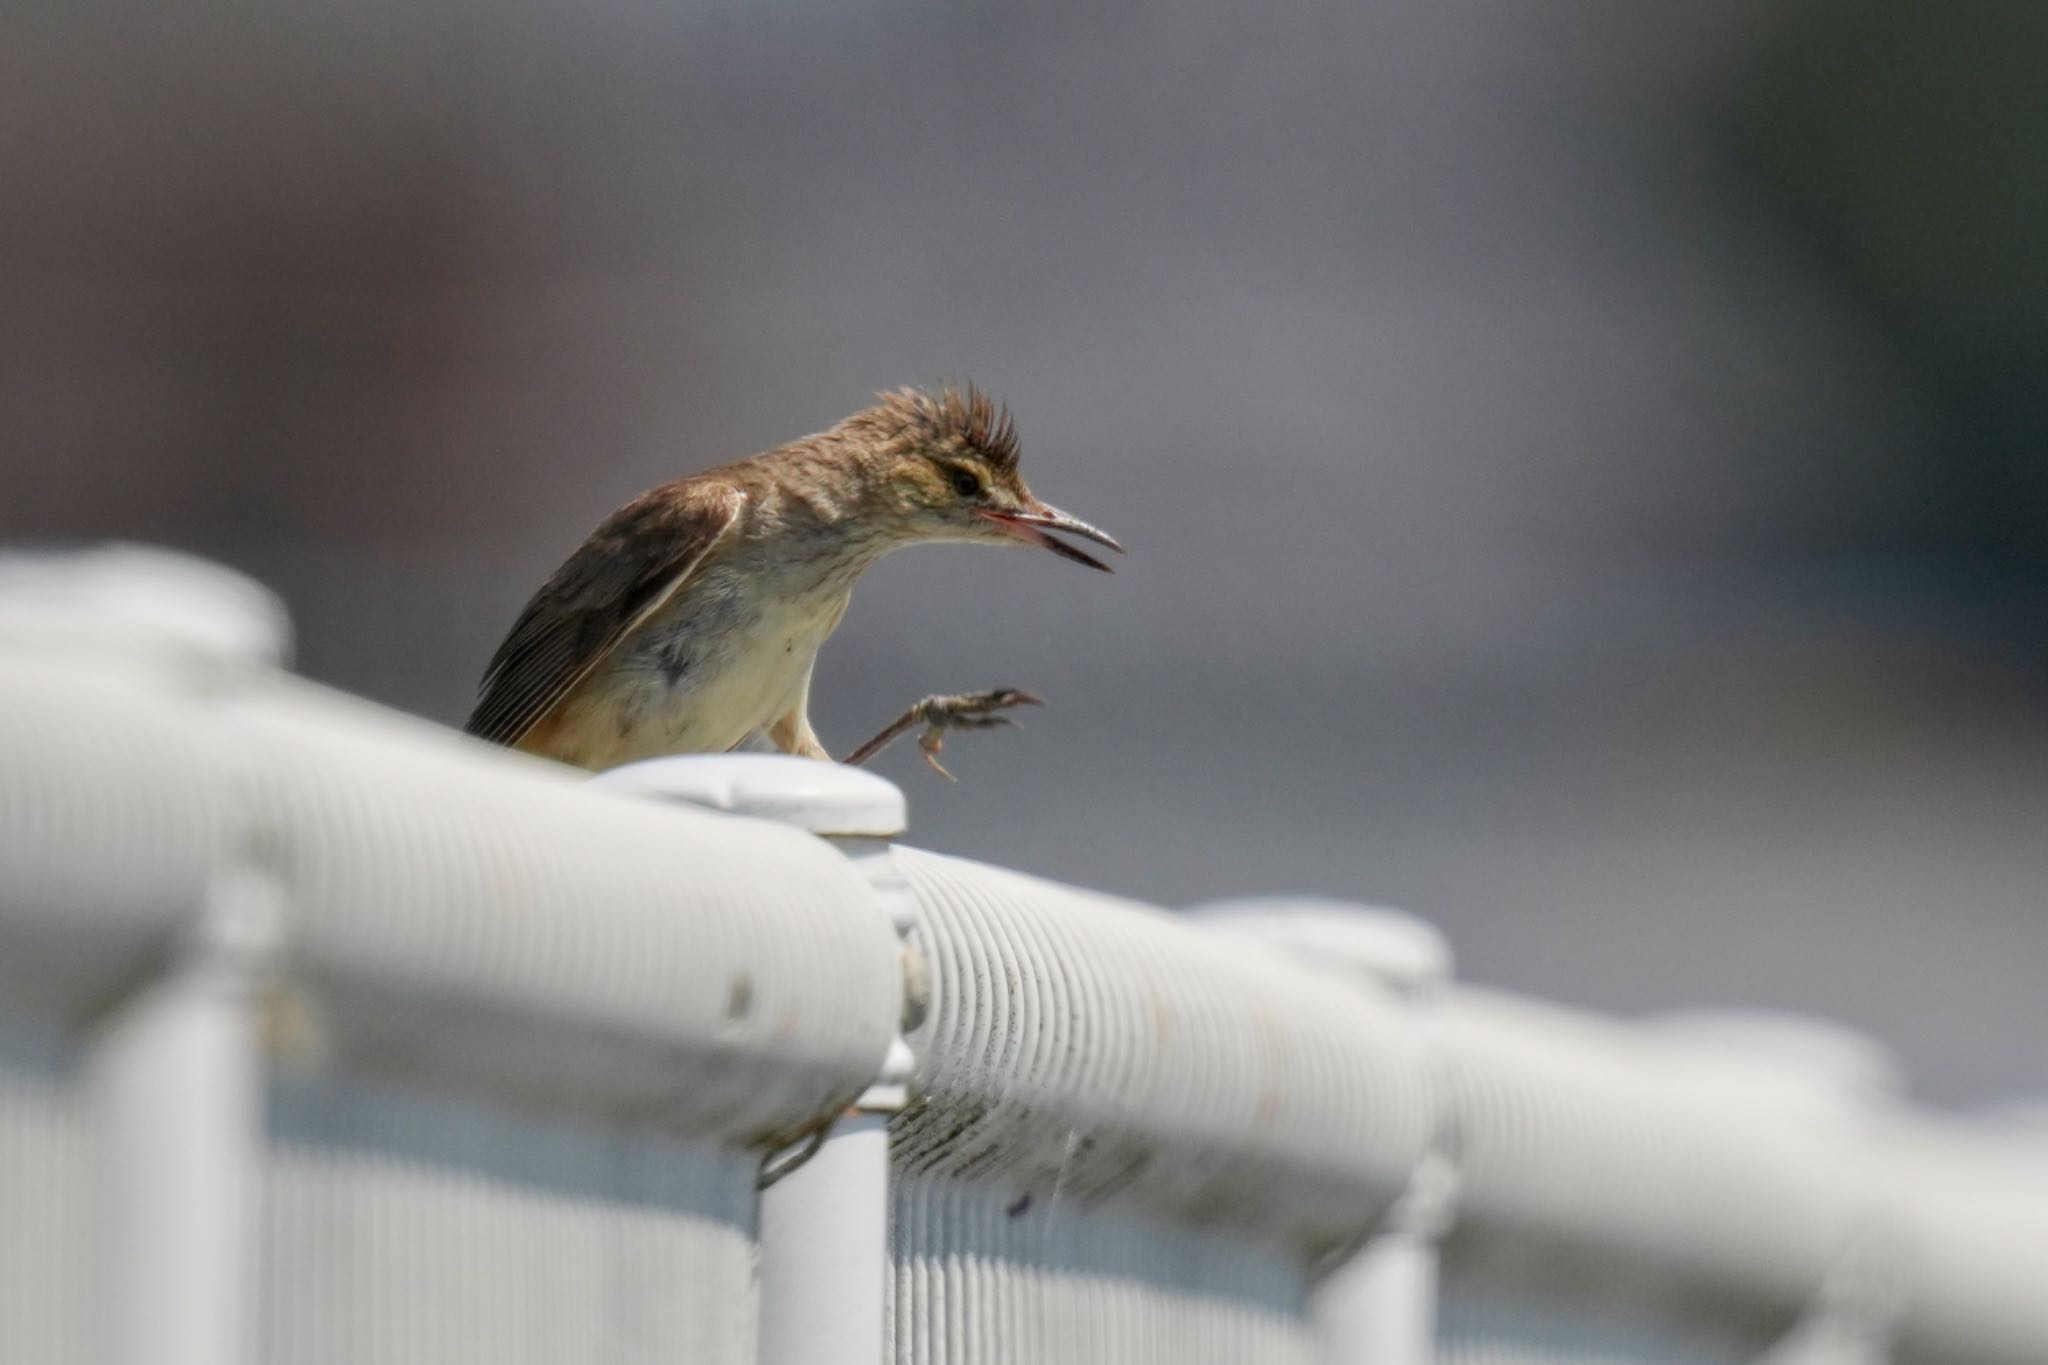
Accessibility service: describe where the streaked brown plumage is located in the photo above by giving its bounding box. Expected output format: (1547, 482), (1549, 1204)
(466, 386), (1121, 775)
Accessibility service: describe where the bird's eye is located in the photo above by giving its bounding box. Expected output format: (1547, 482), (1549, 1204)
(950, 467), (982, 498)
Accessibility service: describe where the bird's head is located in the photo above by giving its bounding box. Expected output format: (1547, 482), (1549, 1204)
(860, 385), (1124, 571)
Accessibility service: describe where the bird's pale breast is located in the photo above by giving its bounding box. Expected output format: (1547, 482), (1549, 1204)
(524, 558), (852, 769)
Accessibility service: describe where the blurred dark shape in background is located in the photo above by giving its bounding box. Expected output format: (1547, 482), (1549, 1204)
(4, 0), (2044, 1104)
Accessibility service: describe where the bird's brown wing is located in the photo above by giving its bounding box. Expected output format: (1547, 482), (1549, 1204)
(465, 482), (745, 747)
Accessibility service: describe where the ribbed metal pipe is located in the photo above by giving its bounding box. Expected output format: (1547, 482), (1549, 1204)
(893, 849), (1431, 1239)
(886, 848), (1434, 1362)
(1435, 990), (1873, 1360)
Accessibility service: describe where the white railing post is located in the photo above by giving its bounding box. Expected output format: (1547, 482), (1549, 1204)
(86, 868), (278, 1365)
(1312, 1150), (1456, 1365)
(592, 755), (915, 1365)
(1191, 900), (1455, 1365)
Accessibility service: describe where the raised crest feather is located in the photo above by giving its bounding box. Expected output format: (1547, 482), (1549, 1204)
(876, 383), (1021, 473)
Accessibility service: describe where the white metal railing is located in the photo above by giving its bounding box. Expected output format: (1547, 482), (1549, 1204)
(1, 544), (2045, 1365)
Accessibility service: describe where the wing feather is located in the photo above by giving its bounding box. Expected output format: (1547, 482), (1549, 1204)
(465, 482), (744, 747)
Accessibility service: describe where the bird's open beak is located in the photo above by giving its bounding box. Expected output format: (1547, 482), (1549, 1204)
(979, 503), (1125, 572)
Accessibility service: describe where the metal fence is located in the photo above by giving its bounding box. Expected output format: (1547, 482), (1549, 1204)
(1, 545), (2044, 1365)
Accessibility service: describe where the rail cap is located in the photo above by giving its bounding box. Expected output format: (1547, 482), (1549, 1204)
(1190, 898), (1452, 998)
(0, 542), (291, 668)
(1645, 1009), (1903, 1108)
(592, 753), (907, 838)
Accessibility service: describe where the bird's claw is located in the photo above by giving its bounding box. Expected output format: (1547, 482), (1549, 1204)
(908, 689), (1041, 780)
(843, 688), (1042, 777)
(917, 728), (956, 782)
(913, 688), (1040, 728)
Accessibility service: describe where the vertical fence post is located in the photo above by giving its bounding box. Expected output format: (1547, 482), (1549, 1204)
(87, 868), (278, 1365)
(592, 755), (915, 1365)
(1191, 900), (1455, 1365)
(1311, 1149), (1457, 1365)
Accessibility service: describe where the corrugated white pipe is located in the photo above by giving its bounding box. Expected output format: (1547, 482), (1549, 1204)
(884, 853), (1437, 1364)
(1434, 992), (1891, 1362)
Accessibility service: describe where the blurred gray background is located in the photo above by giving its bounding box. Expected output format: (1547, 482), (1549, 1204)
(6, 0), (2045, 1105)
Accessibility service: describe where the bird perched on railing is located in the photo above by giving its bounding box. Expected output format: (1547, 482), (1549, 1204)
(464, 385), (1121, 777)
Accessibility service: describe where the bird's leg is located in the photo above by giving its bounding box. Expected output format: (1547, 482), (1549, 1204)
(765, 671), (834, 761)
(841, 688), (1043, 781)
(765, 708), (832, 761)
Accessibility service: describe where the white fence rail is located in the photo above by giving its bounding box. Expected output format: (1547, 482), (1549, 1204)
(1, 545), (2044, 1365)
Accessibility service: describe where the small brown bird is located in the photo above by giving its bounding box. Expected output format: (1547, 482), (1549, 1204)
(465, 385), (1121, 776)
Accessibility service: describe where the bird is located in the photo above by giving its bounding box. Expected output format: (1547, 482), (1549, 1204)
(464, 385), (1122, 778)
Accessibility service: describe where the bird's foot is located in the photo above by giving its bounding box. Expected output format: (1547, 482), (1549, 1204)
(842, 688), (1043, 780)
(910, 688), (1043, 781)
